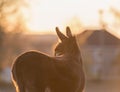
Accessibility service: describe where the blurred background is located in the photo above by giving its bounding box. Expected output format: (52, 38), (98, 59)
(0, 0), (120, 92)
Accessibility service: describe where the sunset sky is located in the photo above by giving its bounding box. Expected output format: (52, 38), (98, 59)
(21, 0), (120, 37)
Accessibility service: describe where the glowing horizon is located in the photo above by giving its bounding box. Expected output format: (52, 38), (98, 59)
(21, 0), (120, 36)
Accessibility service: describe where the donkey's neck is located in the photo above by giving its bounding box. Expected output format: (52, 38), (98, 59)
(64, 49), (83, 63)
(56, 48), (80, 60)
(66, 46), (80, 56)
(65, 51), (80, 57)
(55, 51), (83, 66)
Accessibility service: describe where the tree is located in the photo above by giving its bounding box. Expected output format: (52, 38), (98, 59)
(110, 7), (120, 28)
(0, 0), (28, 68)
(0, 0), (28, 33)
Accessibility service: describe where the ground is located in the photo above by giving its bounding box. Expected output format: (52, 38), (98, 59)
(86, 80), (120, 92)
(0, 80), (120, 92)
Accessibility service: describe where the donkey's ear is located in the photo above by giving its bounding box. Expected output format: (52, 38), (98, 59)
(66, 26), (72, 37)
(56, 27), (67, 41)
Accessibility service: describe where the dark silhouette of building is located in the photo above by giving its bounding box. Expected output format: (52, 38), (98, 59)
(78, 29), (120, 80)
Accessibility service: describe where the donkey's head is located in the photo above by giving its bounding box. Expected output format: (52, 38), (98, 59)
(55, 27), (80, 56)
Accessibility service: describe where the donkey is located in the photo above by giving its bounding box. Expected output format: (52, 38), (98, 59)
(11, 27), (85, 92)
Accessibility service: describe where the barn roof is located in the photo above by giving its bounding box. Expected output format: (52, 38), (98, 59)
(79, 29), (120, 46)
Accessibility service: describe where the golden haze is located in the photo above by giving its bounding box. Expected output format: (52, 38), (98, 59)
(20, 0), (120, 36)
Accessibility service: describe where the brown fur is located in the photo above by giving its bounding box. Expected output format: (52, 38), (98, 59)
(11, 27), (85, 92)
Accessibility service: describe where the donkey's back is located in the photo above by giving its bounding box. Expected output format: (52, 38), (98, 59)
(12, 51), (54, 92)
